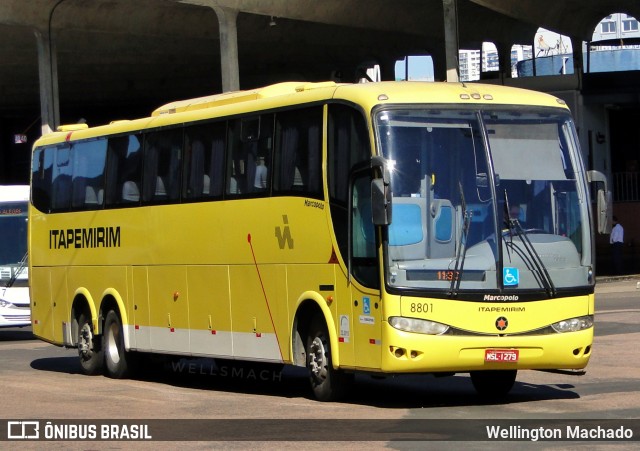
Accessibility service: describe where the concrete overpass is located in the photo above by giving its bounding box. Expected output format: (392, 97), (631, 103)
(1, 0), (639, 181)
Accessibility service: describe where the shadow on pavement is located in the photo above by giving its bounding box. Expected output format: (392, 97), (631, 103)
(0, 328), (35, 341)
(29, 353), (579, 409)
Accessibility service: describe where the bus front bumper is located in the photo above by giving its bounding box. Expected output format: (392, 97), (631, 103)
(380, 321), (593, 373)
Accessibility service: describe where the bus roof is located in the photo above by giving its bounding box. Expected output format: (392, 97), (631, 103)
(34, 81), (569, 146)
(0, 185), (29, 203)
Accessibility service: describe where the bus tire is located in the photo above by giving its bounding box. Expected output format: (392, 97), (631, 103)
(77, 311), (103, 375)
(103, 309), (131, 379)
(470, 370), (517, 396)
(306, 317), (352, 401)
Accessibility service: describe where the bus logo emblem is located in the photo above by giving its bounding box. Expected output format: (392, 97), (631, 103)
(495, 316), (509, 331)
(275, 215), (294, 249)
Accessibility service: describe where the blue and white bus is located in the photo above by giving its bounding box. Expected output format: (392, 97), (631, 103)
(0, 185), (30, 328)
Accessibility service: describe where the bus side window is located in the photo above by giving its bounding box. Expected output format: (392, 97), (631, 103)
(105, 134), (142, 207)
(208, 125), (226, 197)
(226, 115), (273, 197)
(273, 106), (322, 198)
(143, 129), (183, 203)
(327, 103), (371, 264)
(70, 139), (107, 210)
(182, 121), (226, 200)
(226, 120), (244, 195)
(51, 146), (72, 211)
(31, 147), (54, 212)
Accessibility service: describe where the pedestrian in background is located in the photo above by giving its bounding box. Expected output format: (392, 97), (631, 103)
(610, 216), (624, 275)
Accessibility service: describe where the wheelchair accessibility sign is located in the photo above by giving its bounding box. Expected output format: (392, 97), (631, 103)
(503, 267), (519, 286)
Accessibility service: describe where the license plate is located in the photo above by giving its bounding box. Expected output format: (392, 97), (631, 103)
(485, 349), (519, 362)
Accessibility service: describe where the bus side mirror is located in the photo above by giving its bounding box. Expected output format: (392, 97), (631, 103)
(371, 178), (392, 225)
(587, 170), (612, 234)
(596, 188), (612, 234)
(371, 156), (392, 225)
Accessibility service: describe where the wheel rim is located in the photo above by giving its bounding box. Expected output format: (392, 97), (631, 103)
(106, 322), (121, 365)
(78, 323), (93, 360)
(308, 336), (327, 381)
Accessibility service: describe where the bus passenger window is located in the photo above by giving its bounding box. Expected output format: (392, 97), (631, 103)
(183, 122), (226, 200)
(226, 115), (273, 197)
(142, 129), (183, 203)
(31, 147), (53, 212)
(274, 107), (322, 198)
(51, 146), (72, 211)
(70, 139), (107, 210)
(105, 134), (142, 207)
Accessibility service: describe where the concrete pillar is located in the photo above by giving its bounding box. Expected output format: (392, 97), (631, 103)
(379, 58), (397, 81)
(498, 43), (512, 81)
(34, 28), (60, 135)
(211, 6), (240, 92)
(442, 0), (459, 82)
(570, 36), (584, 86)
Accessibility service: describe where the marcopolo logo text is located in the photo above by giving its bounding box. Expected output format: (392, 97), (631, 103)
(482, 294), (520, 302)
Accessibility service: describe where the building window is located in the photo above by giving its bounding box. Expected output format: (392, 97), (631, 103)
(601, 21), (616, 33)
(623, 19), (639, 32)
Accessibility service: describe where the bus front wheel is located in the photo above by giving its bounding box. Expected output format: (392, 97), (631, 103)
(306, 317), (352, 401)
(470, 370), (517, 396)
(103, 310), (131, 379)
(77, 312), (103, 375)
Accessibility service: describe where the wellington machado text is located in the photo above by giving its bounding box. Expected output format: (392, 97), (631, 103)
(486, 424), (634, 441)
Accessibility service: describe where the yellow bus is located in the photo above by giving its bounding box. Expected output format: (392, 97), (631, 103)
(29, 81), (607, 401)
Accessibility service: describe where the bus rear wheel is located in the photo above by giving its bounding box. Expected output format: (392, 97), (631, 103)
(103, 310), (131, 379)
(77, 312), (103, 375)
(470, 370), (517, 397)
(306, 317), (352, 402)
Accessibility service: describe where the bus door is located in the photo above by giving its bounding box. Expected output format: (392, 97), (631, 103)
(349, 170), (382, 370)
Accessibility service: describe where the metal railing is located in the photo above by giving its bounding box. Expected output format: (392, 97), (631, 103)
(613, 172), (640, 202)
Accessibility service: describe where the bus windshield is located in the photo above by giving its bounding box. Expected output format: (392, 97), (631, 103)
(0, 201), (28, 267)
(376, 107), (590, 295)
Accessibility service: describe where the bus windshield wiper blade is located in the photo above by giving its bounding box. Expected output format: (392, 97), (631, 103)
(5, 252), (28, 289)
(510, 219), (556, 297)
(449, 182), (471, 297)
(503, 190), (556, 298)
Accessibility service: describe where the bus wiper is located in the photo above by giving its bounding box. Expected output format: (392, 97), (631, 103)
(449, 182), (471, 297)
(5, 251), (28, 289)
(503, 191), (556, 298)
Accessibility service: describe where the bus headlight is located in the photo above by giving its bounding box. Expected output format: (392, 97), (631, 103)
(551, 315), (593, 333)
(389, 316), (449, 335)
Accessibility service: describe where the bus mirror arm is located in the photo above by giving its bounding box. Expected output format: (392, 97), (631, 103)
(586, 170), (612, 234)
(371, 157), (392, 226)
